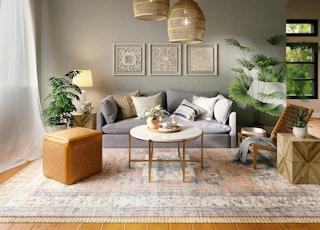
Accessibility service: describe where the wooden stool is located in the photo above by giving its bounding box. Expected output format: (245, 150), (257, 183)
(43, 127), (102, 185)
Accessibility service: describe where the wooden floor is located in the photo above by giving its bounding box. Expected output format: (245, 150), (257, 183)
(0, 161), (319, 230)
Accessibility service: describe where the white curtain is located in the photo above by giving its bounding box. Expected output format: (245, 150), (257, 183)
(0, 0), (45, 172)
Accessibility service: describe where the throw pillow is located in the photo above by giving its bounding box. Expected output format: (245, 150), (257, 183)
(173, 99), (204, 121)
(192, 95), (218, 120)
(113, 90), (140, 120)
(131, 92), (162, 118)
(214, 95), (233, 124)
(99, 95), (118, 123)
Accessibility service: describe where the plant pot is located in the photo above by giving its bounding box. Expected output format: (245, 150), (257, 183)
(46, 123), (68, 133)
(147, 117), (159, 129)
(293, 127), (307, 138)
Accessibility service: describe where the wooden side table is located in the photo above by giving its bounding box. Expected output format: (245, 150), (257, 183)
(71, 112), (96, 129)
(277, 133), (320, 184)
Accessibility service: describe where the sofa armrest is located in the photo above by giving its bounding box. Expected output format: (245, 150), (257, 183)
(96, 111), (106, 133)
(228, 111), (237, 148)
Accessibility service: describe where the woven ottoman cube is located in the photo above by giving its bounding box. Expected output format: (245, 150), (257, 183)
(43, 127), (102, 185)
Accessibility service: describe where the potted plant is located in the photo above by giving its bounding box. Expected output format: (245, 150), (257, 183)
(144, 105), (169, 129)
(42, 70), (82, 130)
(289, 107), (309, 138)
(225, 35), (287, 125)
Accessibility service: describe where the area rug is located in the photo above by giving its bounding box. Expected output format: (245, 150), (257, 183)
(0, 148), (320, 223)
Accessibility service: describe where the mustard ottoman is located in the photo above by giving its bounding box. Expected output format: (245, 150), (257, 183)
(43, 127), (102, 185)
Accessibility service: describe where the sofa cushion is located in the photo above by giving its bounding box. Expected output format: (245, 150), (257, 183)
(173, 99), (204, 121)
(141, 91), (167, 109)
(99, 95), (118, 123)
(192, 95), (218, 120)
(102, 118), (146, 134)
(131, 92), (162, 118)
(166, 89), (219, 113)
(214, 95), (233, 124)
(113, 90), (140, 120)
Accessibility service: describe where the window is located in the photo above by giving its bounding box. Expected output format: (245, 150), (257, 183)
(286, 19), (318, 36)
(286, 20), (318, 99)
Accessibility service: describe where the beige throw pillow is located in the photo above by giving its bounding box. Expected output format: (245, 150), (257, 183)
(113, 90), (140, 120)
(131, 92), (162, 118)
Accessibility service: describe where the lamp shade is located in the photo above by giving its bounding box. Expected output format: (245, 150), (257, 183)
(133, 0), (169, 21)
(72, 70), (93, 88)
(167, 0), (205, 43)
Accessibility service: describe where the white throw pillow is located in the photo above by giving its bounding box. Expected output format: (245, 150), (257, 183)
(214, 95), (233, 124)
(131, 92), (162, 118)
(173, 99), (204, 121)
(192, 95), (218, 120)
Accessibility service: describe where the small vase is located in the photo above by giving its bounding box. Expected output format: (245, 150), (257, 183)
(147, 117), (159, 129)
(293, 127), (307, 138)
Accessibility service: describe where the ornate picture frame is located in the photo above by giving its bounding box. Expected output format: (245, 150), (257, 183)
(185, 44), (218, 75)
(149, 43), (181, 75)
(113, 43), (145, 75)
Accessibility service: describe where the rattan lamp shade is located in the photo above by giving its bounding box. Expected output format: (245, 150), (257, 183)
(133, 0), (169, 21)
(167, 0), (205, 43)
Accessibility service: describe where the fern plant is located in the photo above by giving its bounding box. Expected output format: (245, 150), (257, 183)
(42, 70), (82, 127)
(225, 35), (287, 123)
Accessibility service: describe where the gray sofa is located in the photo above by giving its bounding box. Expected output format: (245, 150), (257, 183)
(96, 89), (237, 148)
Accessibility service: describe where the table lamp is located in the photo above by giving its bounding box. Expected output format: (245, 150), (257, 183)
(72, 70), (93, 114)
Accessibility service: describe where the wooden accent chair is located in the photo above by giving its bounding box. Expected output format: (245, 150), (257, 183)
(249, 103), (313, 169)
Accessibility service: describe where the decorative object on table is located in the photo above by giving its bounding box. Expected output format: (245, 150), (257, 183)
(185, 43), (218, 75)
(144, 104), (169, 129)
(225, 35), (286, 125)
(167, 0), (205, 43)
(289, 107), (310, 138)
(133, 0), (169, 21)
(149, 43), (181, 75)
(113, 43), (145, 75)
(42, 70), (81, 129)
(72, 70), (94, 114)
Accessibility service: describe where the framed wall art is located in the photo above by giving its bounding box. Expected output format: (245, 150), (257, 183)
(149, 43), (181, 75)
(113, 43), (145, 75)
(185, 43), (218, 75)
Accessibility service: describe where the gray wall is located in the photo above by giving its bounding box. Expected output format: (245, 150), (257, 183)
(39, 0), (286, 126)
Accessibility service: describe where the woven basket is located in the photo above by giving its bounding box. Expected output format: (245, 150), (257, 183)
(167, 0), (205, 43)
(133, 0), (169, 21)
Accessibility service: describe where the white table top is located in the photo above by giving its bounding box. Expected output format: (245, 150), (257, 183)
(130, 124), (202, 143)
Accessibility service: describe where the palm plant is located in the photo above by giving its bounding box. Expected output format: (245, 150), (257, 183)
(42, 70), (82, 127)
(225, 35), (287, 124)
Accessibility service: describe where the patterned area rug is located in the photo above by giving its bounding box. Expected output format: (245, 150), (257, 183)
(0, 148), (320, 223)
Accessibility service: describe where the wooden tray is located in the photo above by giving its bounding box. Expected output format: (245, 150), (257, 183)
(148, 126), (181, 133)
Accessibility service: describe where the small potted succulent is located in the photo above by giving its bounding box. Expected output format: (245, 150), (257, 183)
(144, 105), (169, 129)
(289, 107), (309, 138)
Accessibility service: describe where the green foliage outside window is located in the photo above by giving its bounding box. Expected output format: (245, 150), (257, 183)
(286, 45), (315, 97)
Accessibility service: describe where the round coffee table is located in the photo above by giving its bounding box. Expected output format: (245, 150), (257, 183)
(128, 124), (204, 182)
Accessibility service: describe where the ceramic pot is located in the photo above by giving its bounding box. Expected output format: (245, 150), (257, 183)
(293, 127), (307, 138)
(147, 117), (159, 129)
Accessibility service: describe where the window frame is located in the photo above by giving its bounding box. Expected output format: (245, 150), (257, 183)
(286, 42), (318, 99)
(286, 19), (318, 37)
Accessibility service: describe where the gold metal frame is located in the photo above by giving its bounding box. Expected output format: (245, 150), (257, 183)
(128, 131), (203, 182)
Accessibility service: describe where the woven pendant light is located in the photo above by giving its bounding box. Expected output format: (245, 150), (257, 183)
(133, 0), (170, 21)
(167, 0), (205, 43)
